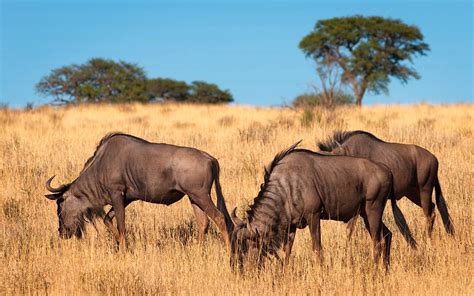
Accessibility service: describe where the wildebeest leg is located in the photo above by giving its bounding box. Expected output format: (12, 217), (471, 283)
(103, 210), (120, 241)
(407, 190), (436, 238)
(361, 210), (383, 266)
(346, 215), (358, 241)
(188, 193), (230, 248)
(103, 200), (131, 242)
(308, 211), (322, 260)
(283, 226), (296, 265)
(420, 188), (436, 238)
(381, 223), (392, 270)
(110, 192), (126, 251)
(190, 201), (210, 242)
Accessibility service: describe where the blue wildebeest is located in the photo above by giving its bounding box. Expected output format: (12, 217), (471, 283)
(318, 130), (454, 238)
(45, 133), (233, 250)
(231, 141), (416, 271)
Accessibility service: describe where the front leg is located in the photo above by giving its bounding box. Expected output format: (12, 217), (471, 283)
(283, 226), (296, 265)
(103, 208), (120, 241)
(308, 211), (322, 261)
(110, 191), (126, 251)
(102, 199), (132, 242)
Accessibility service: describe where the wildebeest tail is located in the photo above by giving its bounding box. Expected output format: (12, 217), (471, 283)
(435, 176), (455, 235)
(390, 184), (417, 249)
(212, 160), (234, 233)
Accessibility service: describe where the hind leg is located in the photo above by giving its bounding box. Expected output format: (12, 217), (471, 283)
(360, 209), (384, 266)
(381, 223), (392, 270)
(420, 188), (436, 238)
(190, 201), (210, 242)
(188, 192), (230, 248)
(407, 189), (436, 238)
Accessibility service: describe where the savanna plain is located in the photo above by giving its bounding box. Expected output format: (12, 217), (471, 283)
(1, 103), (472, 295)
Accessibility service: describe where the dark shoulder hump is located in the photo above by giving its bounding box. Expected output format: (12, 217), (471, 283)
(246, 140), (302, 219)
(318, 130), (382, 152)
(80, 132), (149, 173)
(263, 140), (302, 183)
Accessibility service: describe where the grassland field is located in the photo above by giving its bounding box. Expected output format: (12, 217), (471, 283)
(0, 103), (472, 295)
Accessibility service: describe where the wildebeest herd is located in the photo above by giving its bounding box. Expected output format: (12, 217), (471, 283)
(45, 131), (454, 271)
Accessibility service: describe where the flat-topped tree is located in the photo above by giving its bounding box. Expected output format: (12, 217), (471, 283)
(36, 58), (148, 104)
(299, 16), (430, 106)
(147, 78), (190, 102)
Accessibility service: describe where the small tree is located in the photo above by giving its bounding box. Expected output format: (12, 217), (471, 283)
(35, 65), (82, 104)
(147, 78), (190, 101)
(189, 81), (233, 104)
(299, 16), (430, 106)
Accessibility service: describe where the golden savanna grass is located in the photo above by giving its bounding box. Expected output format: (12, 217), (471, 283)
(1, 103), (473, 295)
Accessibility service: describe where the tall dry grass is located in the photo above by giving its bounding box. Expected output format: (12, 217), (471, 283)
(1, 103), (473, 295)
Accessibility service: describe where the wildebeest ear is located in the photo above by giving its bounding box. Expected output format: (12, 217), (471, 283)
(45, 193), (62, 200)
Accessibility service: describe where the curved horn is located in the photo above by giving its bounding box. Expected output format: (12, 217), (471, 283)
(231, 207), (244, 225)
(45, 175), (68, 193)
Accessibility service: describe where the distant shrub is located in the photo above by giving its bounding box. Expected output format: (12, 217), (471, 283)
(25, 102), (34, 111)
(218, 115), (235, 127)
(300, 109), (315, 127)
(293, 91), (354, 108)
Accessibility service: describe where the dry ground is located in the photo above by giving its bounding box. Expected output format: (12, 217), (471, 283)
(1, 103), (473, 295)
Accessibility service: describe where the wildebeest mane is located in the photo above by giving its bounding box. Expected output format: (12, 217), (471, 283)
(61, 205), (105, 236)
(246, 140), (302, 220)
(318, 130), (382, 152)
(80, 132), (150, 174)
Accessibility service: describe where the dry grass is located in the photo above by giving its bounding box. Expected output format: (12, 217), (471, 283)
(1, 103), (473, 295)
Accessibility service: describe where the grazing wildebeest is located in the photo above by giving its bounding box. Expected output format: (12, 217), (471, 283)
(318, 130), (454, 237)
(230, 141), (416, 271)
(45, 133), (233, 250)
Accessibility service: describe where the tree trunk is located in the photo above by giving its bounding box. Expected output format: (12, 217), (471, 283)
(355, 91), (363, 107)
(355, 95), (362, 107)
(354, 83), (366, 107)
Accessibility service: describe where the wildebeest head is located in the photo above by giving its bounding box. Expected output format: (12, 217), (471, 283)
(45, 175), (90, 239)
(230, 208), (267, 271)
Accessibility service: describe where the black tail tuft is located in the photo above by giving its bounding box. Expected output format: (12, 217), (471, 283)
(213, 161), (234, 234)
(435, 177), (455, 236)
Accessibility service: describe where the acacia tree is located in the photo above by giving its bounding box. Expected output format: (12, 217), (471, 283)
(36, 58), (147, 103)
(146, 78), (190, 101)
(37, 58), (234, 105)
(35, 65), (82, 103)
(299, 16), (430, 106)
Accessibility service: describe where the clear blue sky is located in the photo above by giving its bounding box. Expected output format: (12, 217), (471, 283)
(1, 0), (473, 107)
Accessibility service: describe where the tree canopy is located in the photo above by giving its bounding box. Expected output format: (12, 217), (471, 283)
(188, 81), (233, 104)
(147, 78), (190, 102)
(299, 15), (430, 106)
(36, 58), (233, 104)
(36, 58), (148, 103)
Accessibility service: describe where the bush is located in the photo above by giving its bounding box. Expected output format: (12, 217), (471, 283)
(293, 91), (354, 108)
